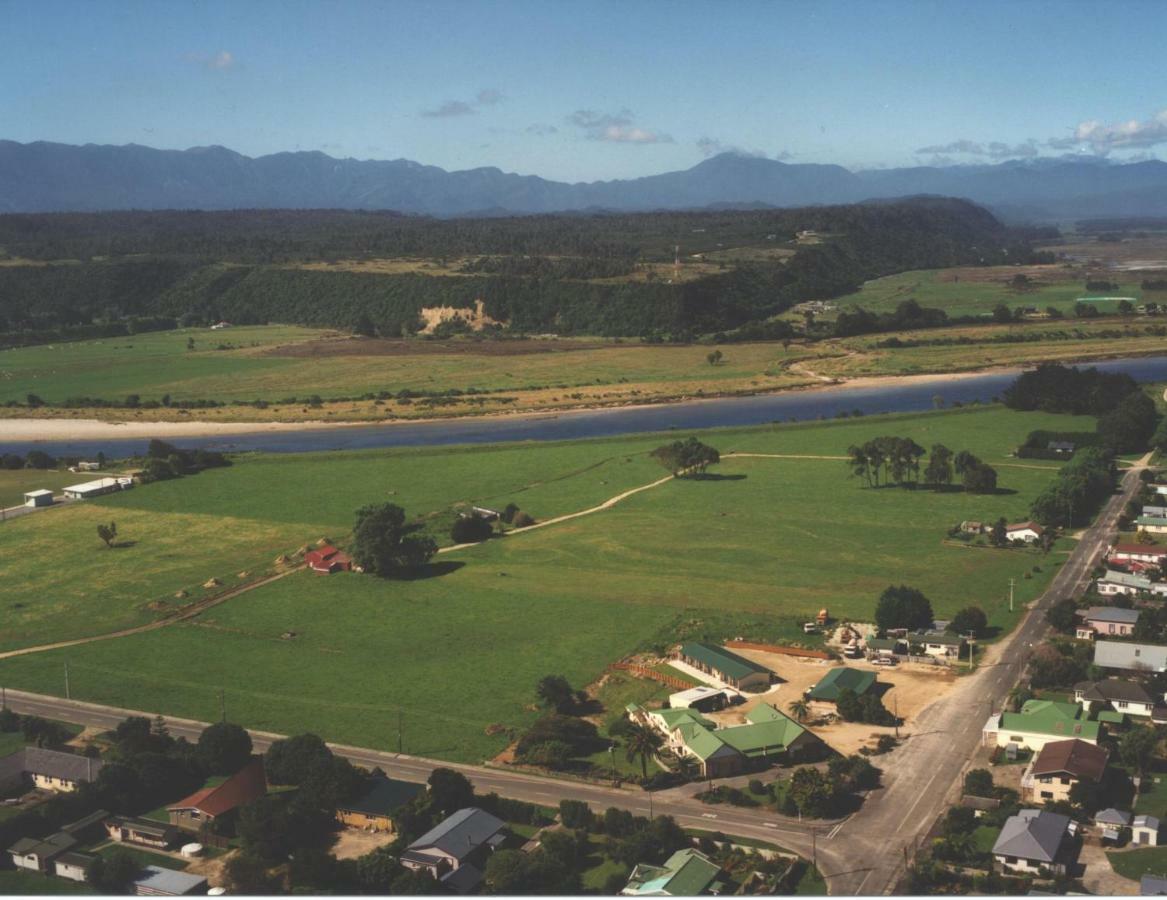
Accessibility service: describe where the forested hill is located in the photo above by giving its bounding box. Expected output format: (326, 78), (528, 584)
(0, 199), (1044, 342)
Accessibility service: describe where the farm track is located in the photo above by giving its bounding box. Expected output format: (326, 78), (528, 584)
(0, 565), (304, 661)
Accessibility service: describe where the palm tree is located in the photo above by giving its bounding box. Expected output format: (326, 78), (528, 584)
(788, 699), (810, 723)
(624, 723), (664, 780)
(674, 752), (699, 781)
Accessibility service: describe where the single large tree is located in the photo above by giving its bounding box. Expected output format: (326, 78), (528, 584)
(948, 606), (988, 639)
(197, 721), (253, 775)
(96, 521), (118, 548)
(351, 503), (437, 576)
(427, 767), (475, 816)
(623, 722), (664, 780)
(535, 675), (576, 712)
(875, 585), (935, 632)
(650, 437), (720, 477)
(924, 444), (953, 488)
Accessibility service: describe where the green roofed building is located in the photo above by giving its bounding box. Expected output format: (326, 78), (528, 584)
(628, 702), (822, 779)
(621, 848), (725, 896)
(807, 667), (877, 704)
(678, 643), (772, 691)
(983, 699), (1102, 753)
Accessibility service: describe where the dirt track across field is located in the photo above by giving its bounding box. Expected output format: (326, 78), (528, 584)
(261, 335), (612, 358)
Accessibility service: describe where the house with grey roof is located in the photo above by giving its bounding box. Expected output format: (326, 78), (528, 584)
(399, 807), (508, 893)
(54, 850), (96, 883)
(0, 747), (105, 794)
(1095, 640), (1167, 674)
(131, 864), (209, 896)
(1077, 606), (1140, 639)
(992, 809), (1074, 876)
(1135, 815), (1162, 847)
(7, 831), (77, 873)
(1074, 679), (1157, 718)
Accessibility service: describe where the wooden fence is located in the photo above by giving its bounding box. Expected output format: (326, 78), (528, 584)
(608, 663), (691, 690)
(725, 640), (832, 660)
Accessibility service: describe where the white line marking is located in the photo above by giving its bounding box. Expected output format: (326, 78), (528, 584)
(701, 813), (718, 819)
(763, 822), (778, 828)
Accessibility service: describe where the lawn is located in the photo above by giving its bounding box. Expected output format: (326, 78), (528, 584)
(1107, 845), (1167, 881)
(1135, 770), (1167, 818)
(94, 843), (189, 871)
(0, 405), (1091, 762)
(0, 870), (93, 894)
(0, 469), (84, 510)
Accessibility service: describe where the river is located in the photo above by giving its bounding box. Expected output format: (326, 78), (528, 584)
(4, 355), (1167, 457)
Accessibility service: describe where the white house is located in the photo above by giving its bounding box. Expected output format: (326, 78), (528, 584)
(919, 631), (964, 658)
(1134, 815), (1162, 847)
(22, 489), (53, 508)
(1006, 521), (1045, 543)
(1096, 570), (1167, 598)
(62, 477), (133, 500)
(1074, 679), (1156, 718)
(992, 809), (1073, 876)
(1138, 516), (1167, 535)
(54, 851), (95, 882)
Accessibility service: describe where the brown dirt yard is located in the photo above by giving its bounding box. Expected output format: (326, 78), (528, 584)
(708, 647), (960, 756)
(330, 826), (398, 860)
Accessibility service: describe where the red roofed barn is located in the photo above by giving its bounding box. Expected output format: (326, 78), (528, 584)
(167, 757), (267, 832)
(305, 545), (352, 574)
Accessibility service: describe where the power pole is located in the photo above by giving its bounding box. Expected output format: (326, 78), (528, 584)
(894, 692), (900, 738)
(398, 710), (403, 754)
(1009, 578), (1015, 613)
(219, 688), (226, 723)
(812, 828), (817, 868)
(64, 662), (70, 700)
(967, 631), (976, 671)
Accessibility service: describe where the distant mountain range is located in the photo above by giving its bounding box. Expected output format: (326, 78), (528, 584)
(3, 139), (1167, 222)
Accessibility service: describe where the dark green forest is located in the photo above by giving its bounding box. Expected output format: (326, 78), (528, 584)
(0, 198), (1049, 342)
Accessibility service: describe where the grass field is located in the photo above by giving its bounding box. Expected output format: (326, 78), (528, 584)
(0, 470), (85, 510)
(0, 406), (1090, 761)
(0, 870), (93, 895)
(825, 266), (1167, 319)
(1108, 846), (1167, 881)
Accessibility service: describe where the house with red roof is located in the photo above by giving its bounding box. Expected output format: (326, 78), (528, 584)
(1006, 521), (1044, 543)
(305, 545), (352, 574)
(167, 757), (266, 833)
(1108, 544), (1167, 572)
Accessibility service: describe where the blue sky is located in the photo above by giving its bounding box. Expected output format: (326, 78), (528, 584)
(3, 0), (1166, 181)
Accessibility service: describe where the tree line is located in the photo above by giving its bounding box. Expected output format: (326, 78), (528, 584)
(847, 438), (998, 493)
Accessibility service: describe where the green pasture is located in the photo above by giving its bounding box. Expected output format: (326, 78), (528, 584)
(0, 870), (93, 894)
(0, 324), (809, 405)
(0, 406), (1089, 761)
(0, 469), (81, 510)
(830, 268), (1160, 318)
(1108, 846), (1167, 882)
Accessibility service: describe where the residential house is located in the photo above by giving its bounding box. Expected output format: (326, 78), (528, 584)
(621, 848), (725, 896)
(960, 521), (987, 535)
(1095, 640), (1167, 674)
(1021, 739), (1109, 804)
(1109, 544), (1167, 571)
(1144, 506), (1167, 518)
(1138, 516), (1167, 535)
(1074, 679), (1156, 718)
(335, 775), (424, 833)
(23, 489), (53, 508)
(1077, 606), (1140, 639)
(677, 643), (771, 691)
(167, 756), (267, 832)
(1096, 808), (1132, 842)
(68, 461), (101, 473)
(1095, 570), (1167, 598)
(992, 809), (1074, 876)
(54, 851), (96, 883)
(1135, 816), (1162, 846)
(1006, 521), (1045, 543)
(918, 631), (964, 658)
(399, 807), (509, 894)
(629, 702), (822, 779)
(961, 795), (1002, 818)
(62, 476), (132, 500)
(806, 667), (877, 709)
(865, 637), (905, 659)
(983, 700), (1101, 752)
(1151, 485), (1167, 497)
(7, 832), (77, 873)
(20, 747), (104, 792)
(667, 686), (737, 712)
(132, 865), (209, 896)
(104, 816), (178, 849)
(305, 545), (352, 574)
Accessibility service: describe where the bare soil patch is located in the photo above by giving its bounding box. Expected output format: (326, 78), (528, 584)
(331, 827), (398, 860)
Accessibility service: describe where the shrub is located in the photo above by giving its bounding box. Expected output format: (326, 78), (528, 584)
(450, 515), (493, 543)
(512, 511), (536, 528)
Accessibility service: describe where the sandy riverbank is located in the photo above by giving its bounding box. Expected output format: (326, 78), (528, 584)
(0, 366), (1029, 442)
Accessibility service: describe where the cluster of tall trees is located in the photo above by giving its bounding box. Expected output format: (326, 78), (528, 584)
(874, 585), (935, 631)
(1029, 447), (1115, 527)
(847, 439), (997, 493)
(350, 503), (438, 576)
(1003, 363), (1141, 416)
(650, 437), (720, 476)
(0, 198), (1039, 342)
(138, 438), (230, 483)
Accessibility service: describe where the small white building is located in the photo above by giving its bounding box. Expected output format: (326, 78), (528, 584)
(23, 489), (53, 508)
(920, 631), (964, 658)
(1138, 516), (1167, 535)
(54, 851), (95, 882)
(1134, 815), (1162, 847)
(667, 685), (738, 712)
(1006, 521), (1045, 544)
(62, 477), (133, 500)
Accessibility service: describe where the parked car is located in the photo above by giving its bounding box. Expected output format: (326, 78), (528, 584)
(802, 622), (818, 634)
(872, 656), (898, 667)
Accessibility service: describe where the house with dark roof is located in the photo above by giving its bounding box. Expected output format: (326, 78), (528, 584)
(621, 848), (725, 896)
(7, 831), (77, 873)
(992, 809), (1075, 875)
(54, 851), (97, 883)
(1135, 815), (1162, 847)
(1077, 606), (1140, 639)
(1075, 679), (1156, 718)
(806, 667), (876, 707)
(10, 747), (105, 793)
(105, 815), (178, 849)
(677, 643), (771, 691)
(167, 757), (266, 832)
(1022, 739), (1109, 804)
(336, 775), (424, 833)
(399, 807), (509, 894)
(918, 631), (964, 658)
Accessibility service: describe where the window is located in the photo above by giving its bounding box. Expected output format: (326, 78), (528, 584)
(1041, 791), (1053, 799)
(1060, 777), (1071, 785)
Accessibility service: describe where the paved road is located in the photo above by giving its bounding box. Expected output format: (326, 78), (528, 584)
(0, 456), (1148, 894)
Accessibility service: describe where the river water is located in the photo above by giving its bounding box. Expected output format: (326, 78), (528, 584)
(5, 355), (1167, 457)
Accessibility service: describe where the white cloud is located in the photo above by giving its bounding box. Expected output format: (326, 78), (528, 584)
(184, 50), (236, 71)
(696, 136), (771, 158)
(420, 88), (505, 119)
(568, 109), (672, 144)
(1050, 110), (1167, 153)
(914, 138), (1039, 160)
